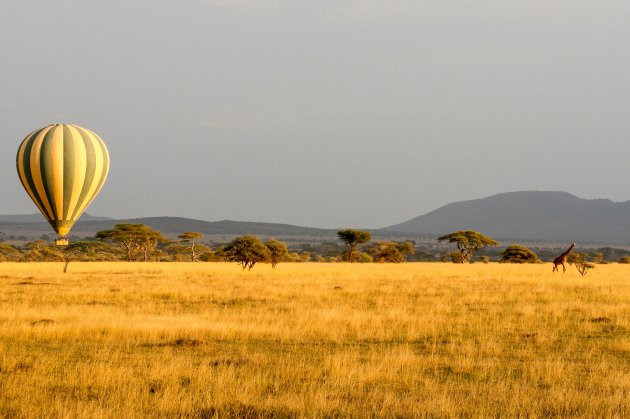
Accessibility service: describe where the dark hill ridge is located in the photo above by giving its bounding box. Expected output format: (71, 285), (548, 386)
(0, 216), (340, 241)
(384, 191), (630, 243)
(0, 213), (110, 223)
(4, 190), (630, 244)
(72, 217), (338, 237)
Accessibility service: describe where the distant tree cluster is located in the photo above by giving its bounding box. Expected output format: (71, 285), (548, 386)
(96, 224), (168, 262)
(5, 223), (629, 272)
(367, 241), (415, 263)
(0, 225), (425, 271)
(436, 231), (542, 265)
(435, 229), (613, 274)
(0, 224), (305, 272)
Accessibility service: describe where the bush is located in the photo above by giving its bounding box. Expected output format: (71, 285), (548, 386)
(499, 245), (540, 264)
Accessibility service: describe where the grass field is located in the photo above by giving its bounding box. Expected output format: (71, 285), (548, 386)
(1, 262), (630, 418)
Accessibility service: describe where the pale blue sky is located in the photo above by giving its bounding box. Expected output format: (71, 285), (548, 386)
(1, 0), (629, 228)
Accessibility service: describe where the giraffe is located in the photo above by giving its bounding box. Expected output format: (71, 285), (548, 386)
(552, 243), (576, 273)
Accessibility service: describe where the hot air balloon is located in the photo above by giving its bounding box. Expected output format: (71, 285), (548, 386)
(16, 124), (110, 246)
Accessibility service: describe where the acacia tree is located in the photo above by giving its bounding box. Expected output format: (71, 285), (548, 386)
(265, 238), (289, 268)
(137, 228), (168, 262)
(568, 253), (595, 277)
(220, 235), (271, 270)
(178, 231), (204, 262)
(499, 245), (540, 264)
(96, 224), (168, 262)
(337, 229), (371, 263)
(437, 230), (498, 263)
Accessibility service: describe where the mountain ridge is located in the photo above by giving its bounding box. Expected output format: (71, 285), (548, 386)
(4, 190), (630, 244)
(0, 216), (341, 241)
(384, 190), (630, 243)
(0, 213), (111, 223)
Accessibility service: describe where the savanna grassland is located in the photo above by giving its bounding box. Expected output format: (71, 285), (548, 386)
(1, 262), (630, 418)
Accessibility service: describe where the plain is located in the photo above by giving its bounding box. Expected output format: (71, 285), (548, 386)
(1, 262), (629, 418)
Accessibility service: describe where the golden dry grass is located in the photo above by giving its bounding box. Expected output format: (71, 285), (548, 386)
(1, 262), (630, 418)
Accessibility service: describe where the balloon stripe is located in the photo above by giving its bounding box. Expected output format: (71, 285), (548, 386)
(29, 127), (56, 221)
(17, 129), (50, 221)
(78, 128), (110, 216)
(69, 126), (97, 221)
(96, 133), (110, 195)
(62, 125), (75, 220)
(16, 130), (37, 197)
(70, 126), (104, 221)
(50, 126), (65, 220)
(39, 127), (60, 220)
(77, 152), (107, 220)
(65, 125), (87, 221)
(18, 132), (50, 220)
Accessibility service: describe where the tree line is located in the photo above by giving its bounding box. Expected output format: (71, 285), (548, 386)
(0, 225), (416, 271)
(0, 225), (626, 273)
(437, 229), (615, 276)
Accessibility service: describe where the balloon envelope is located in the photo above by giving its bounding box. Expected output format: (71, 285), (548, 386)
(16, 124), (110, 236)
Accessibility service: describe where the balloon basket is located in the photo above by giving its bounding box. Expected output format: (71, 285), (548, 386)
(55, 238), (69, 246)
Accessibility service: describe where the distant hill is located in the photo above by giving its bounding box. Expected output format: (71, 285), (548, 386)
(0, 213), (110, 223)
(72, 217), (338, 238)
(6, 190), (630, 245)
(0, 215), (341, 243)
(384, 191), (630, 244)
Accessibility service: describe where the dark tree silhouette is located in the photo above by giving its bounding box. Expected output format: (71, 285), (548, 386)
(438, 230), (498, 263)
(221, 235), (271, 270)
(265, 239), (289, 268)
(337, 229), (371, 263)
(96, 224), (167, 262)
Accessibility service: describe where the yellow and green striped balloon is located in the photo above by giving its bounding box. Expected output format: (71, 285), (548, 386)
(16, 124), (110, 237)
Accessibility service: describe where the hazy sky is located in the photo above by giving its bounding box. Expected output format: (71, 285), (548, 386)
(1, 0), (629, 228)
